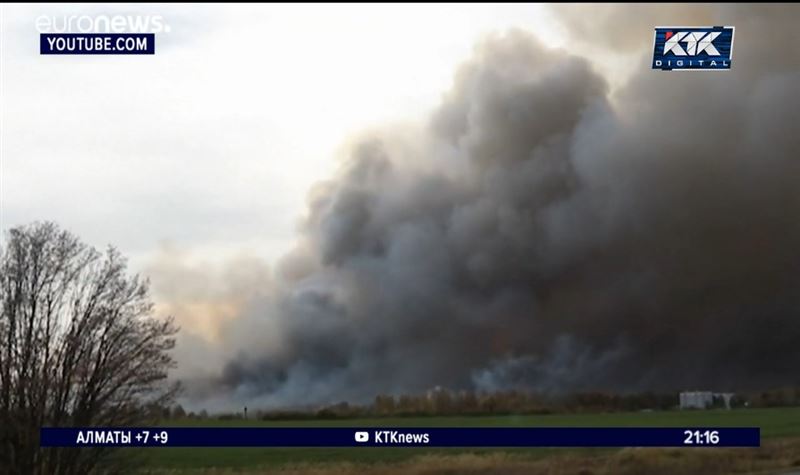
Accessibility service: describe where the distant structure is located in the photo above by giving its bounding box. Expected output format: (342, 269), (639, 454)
(679, 391), (735, 410)
(680, 391), (713, 409)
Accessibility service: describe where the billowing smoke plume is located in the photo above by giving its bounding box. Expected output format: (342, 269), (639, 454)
(158, 4), (800, 410)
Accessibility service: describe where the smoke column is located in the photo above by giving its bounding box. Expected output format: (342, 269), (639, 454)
(154, 4), (800, 410)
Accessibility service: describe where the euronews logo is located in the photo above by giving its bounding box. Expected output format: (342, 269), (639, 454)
(36, 13), (169, 55)
(652, 26), (734, 71)
(35, 14), (171, 34)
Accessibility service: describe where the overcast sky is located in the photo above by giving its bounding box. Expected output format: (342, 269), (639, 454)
(0, 4), (574, 272)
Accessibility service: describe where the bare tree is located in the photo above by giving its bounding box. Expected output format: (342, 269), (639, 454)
(0, 222), (179, 474)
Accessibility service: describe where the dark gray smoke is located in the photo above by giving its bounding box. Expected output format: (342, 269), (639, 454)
(172, 5), (800, 409)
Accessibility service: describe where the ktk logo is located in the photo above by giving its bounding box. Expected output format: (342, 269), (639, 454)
(652, 26), (734, 71)
(663, 30), (721, 56)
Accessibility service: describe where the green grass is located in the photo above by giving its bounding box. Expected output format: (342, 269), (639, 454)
(133, 407), (800, 472)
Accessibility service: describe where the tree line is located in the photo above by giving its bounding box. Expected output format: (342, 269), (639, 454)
(173, 386), (800, 422)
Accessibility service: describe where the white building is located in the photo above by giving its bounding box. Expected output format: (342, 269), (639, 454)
(679, 391), (735, 409)
(680, 391), (714, 409)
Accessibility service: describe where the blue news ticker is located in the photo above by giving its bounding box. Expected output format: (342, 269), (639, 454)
(40, 427), (760, 448)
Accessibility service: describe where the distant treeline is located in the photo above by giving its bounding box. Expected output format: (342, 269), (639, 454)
(161, 387), (800, 420)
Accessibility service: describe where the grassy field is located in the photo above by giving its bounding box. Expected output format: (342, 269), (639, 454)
(132, 407), (800, 474)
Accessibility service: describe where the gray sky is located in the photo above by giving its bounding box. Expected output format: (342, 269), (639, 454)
(0, 4), (569, 272)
